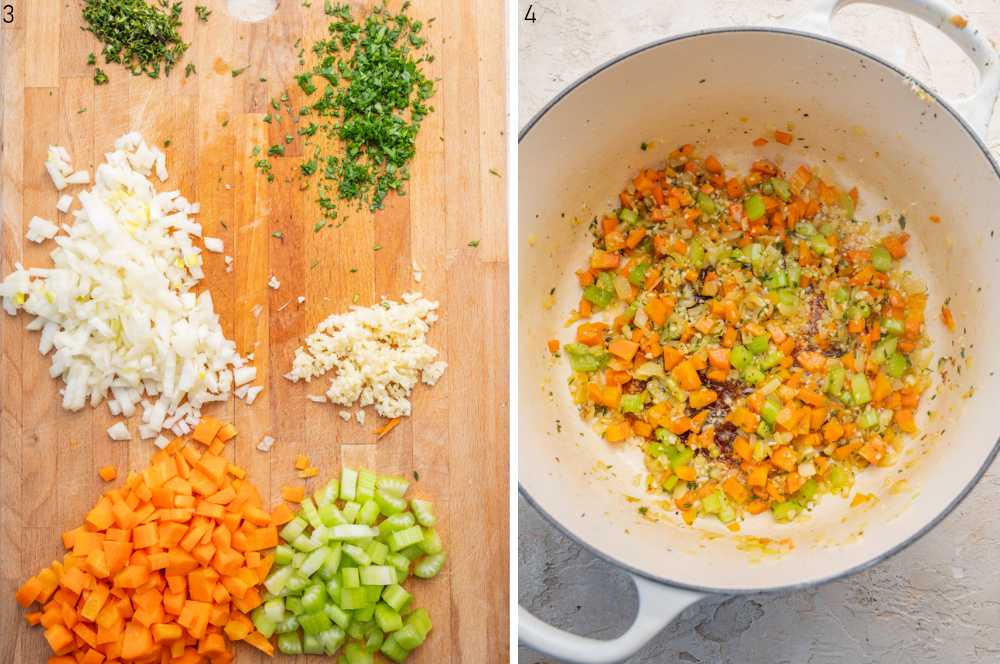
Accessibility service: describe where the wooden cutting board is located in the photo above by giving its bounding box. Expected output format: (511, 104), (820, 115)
(0, 0), (509, 661)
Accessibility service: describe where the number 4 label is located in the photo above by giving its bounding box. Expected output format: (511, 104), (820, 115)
(524, 3), (536, 22)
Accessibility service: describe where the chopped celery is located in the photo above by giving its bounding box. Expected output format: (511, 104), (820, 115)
(871, 337), (897, 364)
(871, 245), (892, 272)
(827, 464), (853, 491)
(770, 178), (791, 201)
(857, 407), (879, 429)
(410, 499), (436, 527)
(760, 399), (780, 426)
(747, 334), (769, 355)
(741, 365), (765, 386)
(796, 478), (819, 502)
(850, 373), (872, 405)
(689, 237), (707, 268)
(744, 194), (766, 221)
(758, 350), (783, 370)
(414, 553), (447, 579)
(825, 363), (845, 396)
(881, 317), (904, 336)
(563, 342), (611, 373)
(376, 476), (410, 497)
(356, 469), (377, 502)
(375, 489), (408, 517)
(340, 468), (359, 501)
(583, 284), (615, 309)
(620, 393), (645, 414)
(730, 344), (753, 370)
(885, 352), (908, 378)
(697, 192), (716, 215)
(278, 631), (304, 654)
(627, 261), (650, 286)
(771, 500), (800, 522)
(265, 467), (445, 659)
(619, 207), (638, 224)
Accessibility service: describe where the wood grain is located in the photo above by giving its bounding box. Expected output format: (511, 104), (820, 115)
(0, 0), (509, 661)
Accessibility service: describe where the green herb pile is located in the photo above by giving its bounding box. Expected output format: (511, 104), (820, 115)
(82, 0), (190, 82)
(255, 1), (435, 224)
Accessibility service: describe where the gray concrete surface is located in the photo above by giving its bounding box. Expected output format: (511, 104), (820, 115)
(518, 1), (1000, 662)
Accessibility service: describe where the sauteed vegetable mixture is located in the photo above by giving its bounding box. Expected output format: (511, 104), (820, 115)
(561, 140), (930, 527)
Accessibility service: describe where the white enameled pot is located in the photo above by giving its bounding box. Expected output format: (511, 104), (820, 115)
(517, 1), (1000, 662)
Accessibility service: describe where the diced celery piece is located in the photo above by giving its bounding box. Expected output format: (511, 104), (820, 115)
(619, 207), (638, 224)
(314, 478), (340, 507)
(871, 337), (897, 364)
(340, 587), (369, 610)
(582, 284), (615, 309)
(885, 352), (907, 378)
(263, 597), (286, 623)
(285, 573), (309, 594)
(375, 602), (404, 633)
(342, 567), (361, 589)
(274, 544), (294, 566)
(353, 603), (376, 622)
(419, 528), (443, 555)
(730, 344), (752, 370)
(627, 261), (650, 286)
(760, 399), (780, 426)
(357, 499), (381, 526)
(300, 497), (322, 529)
(411, 500), (436, 527)
(343, 544), (372, 566)
(770, 177), (791, 201)
(340, 467), (359, 500)
(280, 517), (308, 542)
(329, 524), (379, 540)
(407, 608), (433, 639)
(771, 500), (800, 522)
(291, 533), (321, 552)
(360, 565), (397, 586)
(797, 478), (819, 502)
(744, 193), (765, 221)
(277, 631), (303, 654)
(299, 609), (333, 635)
(366, 625), (385, 651)
(357, 469), (377, 502)
(828, 464), (853, 490)
(303, 632), (325, 654)
(756, 420), (773, 438)
(251, 606), (277, 637)
(366, 539), (389, 565)
(275, 615), (300, 634)
(300, 546), (332, 578)
(377, 475), (411, 497)
(342, 501), (361, 523)
(375, 489), (408, 517)
(696, 192), (716, 215)
(381, 584), (412, 613)
(398, 544), (425, 561)
(825, 363), (845, 396)
(702, 490), (722, 514)
(795, 221), (816, 237)
(857, 407), (879, 429)
(414, 553), (447, 579)
(850, 373), (871, 404)
(747, 334), (769, 355)
(882, 318), (904, 335)
(324, 602), (352, 629)
(319, 503), (348, 527)
(319, 626), (346, 655)
(363, 584), (383, 604)
(386, 552), (411, 576)
(347, 619), (369, 640)
(264, 566), (294, 596)
(758, 350), (783, 370)
(301, 583), (327, 613)
(741, 365), (765, 386)
(394, 624), (424, 650)
(292, 552), (307, 568)
(871, 245), (892, 272)
(380, 634), (411, 663)
(285, 596), (305, 615)
(342, 641), (373, 664)
(387, 525), (425, 552)
(619, 393), (645, 414)
(378, 513), (416, 539)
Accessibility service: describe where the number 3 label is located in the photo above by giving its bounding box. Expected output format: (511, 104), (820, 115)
(2, 4), (13, 23)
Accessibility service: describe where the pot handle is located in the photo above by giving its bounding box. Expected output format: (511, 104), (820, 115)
(518, 573), (703, 663)
(796, 0), (1000, 136)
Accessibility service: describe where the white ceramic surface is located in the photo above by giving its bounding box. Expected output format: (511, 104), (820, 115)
(519, 1), (1000, 661)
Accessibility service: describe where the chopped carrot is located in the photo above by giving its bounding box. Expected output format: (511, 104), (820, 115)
(97, 466), (117, 482)
(374, 417), (401, 440)
(294, 454), (309, 471)
(774, 130), (793, 145)
(14, 417), (271, 661)
(547, 339), (560, 353)
(281, 485), (306, 503)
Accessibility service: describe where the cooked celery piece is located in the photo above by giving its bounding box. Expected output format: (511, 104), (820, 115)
(744, 193), (765, 220)
(747, 334), (769, 355)
(564, 342), (611, 373)
(770, 177), (791, 201)
(850, 372), (872, 404)
(882, 317), (904, 336)
(760, 399), (780, 426)
(628, 261), (650, 286)
(729, 344), (753, 370)
(885, 352), (908, 378)
(619, 207), (638, 224)
(871, 337), (897, 364)
(871, 245), (893, 272)
(264, 467), (445, 658)
(620, 393), (645, 414)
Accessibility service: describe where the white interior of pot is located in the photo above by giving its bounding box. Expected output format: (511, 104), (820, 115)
(518, 29), (1000, 591)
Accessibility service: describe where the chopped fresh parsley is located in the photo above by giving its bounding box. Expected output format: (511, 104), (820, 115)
(195, 5), (211, 21)
(94, 68), (110, 85)
(185, 62), (196, 77)
(82, 0), (189, 81)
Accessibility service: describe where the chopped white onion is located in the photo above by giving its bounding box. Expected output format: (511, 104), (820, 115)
(25, 217), (59, 243)
(203, 236), (224, 253)
(257, 435), (275, 452)
(56, 195), (73, 213)
(107, 422), (131, 441)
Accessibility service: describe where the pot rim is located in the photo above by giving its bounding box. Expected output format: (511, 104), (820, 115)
(517, 25), (1000, 595)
